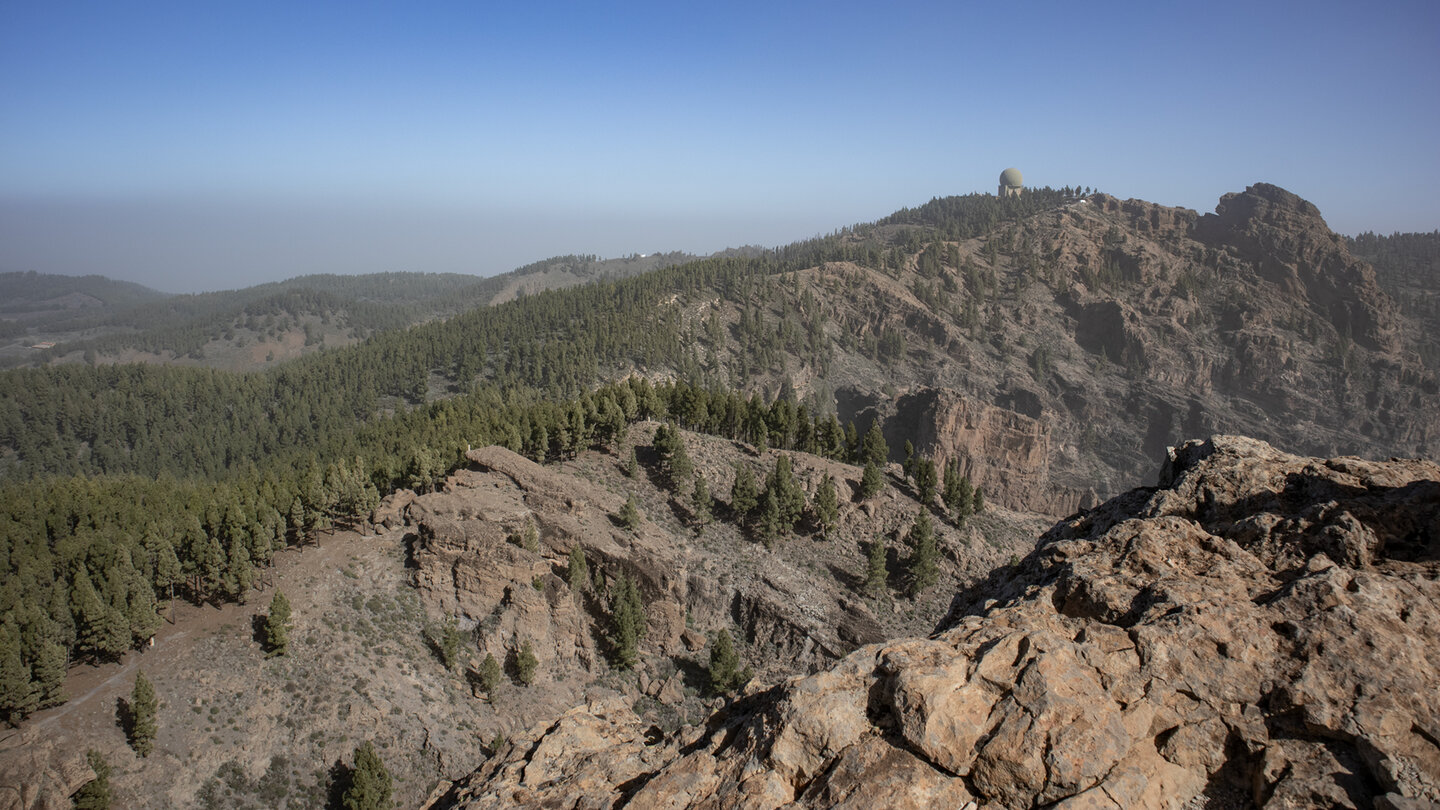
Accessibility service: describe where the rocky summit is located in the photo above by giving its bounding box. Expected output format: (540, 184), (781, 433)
(428, 436), (1440, 809)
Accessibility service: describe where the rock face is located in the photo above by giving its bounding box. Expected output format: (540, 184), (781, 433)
(815, 184), (1438, 516)
(0, 730), (93, 810)
(409, 445), (691, 677)
(431, 436), (1440, 809)
(896, 388), (1095, 517)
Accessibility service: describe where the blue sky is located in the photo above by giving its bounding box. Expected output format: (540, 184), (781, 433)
(2, 1), (1437, 293)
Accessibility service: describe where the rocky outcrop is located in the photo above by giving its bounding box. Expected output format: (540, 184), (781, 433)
(1196, 183), (1402, 353)
(409, 445), (692, 676)
(405, 437), (1013, 688)
(432, 436), (1440, 809)
(0, 729), (95, 810)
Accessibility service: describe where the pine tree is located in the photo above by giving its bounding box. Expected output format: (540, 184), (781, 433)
(436, 617), (464, 671)
(566, 546), (590, 592)
(862, 421), (888, 466)
(609, 573), (646, 670)
(343, 741), (392, 810)
(903, 440), (916, 481)
(521, 519), (540, 553)
(864, 536), (888, 596)
(72, 750), (112, 810)
(973, 487), (985, 514)
(906, 511), (939, 596)
(914, 457), (938, 506)
(755, 488), (782, 549)
(730, 464), (758, 518)
(264, 590), (291, 657)
(813, 474), (839, 538)
(617, 495), (642, 532)
(707, 629), (741, 695)
(154, 539), (183, 610)
(945, 463), (974, 524)
(859, 461), (884, 499)
(691, 474), (712, 534)
(477, 652), (502, 695)
(129, 670), (157, 757)
(623, 445), (638, 477)
(0, 621), (37, 724)
(516, 640), (538, 685)
(767, 455), (805, 529)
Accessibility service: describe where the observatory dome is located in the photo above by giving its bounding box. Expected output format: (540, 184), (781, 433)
(1000, 168), (1023, 188)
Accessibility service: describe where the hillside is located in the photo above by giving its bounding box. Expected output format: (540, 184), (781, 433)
(0, 418), (1043, 808)
(0, 252), (698, 372)
(429, 435), (1440, 809)
(1, 182), (1438, 807)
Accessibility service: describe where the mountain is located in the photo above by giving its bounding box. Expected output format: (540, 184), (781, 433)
(428, 435), (1440, 809)
(1, 182), (1438, 807)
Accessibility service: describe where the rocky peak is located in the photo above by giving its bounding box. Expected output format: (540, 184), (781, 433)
(431, 436), (1440, 809)
(1196, 182), (1401, 352)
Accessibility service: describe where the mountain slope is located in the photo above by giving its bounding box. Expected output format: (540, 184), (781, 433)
(430, 435), (1440, 809)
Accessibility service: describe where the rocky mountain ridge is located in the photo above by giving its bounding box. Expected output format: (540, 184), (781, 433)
(743, 184), (1439, 519)
(429, 435), (1440, 809)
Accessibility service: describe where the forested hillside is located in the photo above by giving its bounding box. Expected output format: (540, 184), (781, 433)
(2, 253), (700, 371)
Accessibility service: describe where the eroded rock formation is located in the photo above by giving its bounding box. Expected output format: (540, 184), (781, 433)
(431, 436), (1440, 809)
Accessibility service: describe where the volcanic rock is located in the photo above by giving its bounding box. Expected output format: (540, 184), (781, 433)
(430, 436), (1440, 809)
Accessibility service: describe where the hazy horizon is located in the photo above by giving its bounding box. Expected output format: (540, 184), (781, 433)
(3, 1), (1438, 294)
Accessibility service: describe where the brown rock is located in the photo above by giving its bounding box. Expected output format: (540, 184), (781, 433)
(433, 435), (1440, 808)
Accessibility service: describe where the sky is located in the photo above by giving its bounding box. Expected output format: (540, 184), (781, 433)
(2, 1), (1437, 294)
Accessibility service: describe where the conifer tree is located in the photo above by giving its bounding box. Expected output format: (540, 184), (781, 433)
(516, 640), (538, 685)
(973, 487), (985, 514)
(0, 621), (37, 724)
(521, 519), (540, 553)
(623, 445), (638, 477)
(567, 546), (590, 592)
(478, 652), (502, 695)
(813, 474), (839, 538)
(343, 741), (392, 810)
(154, 540), (183, 610)
(707, 629), (741, 695)
(617, 495), (642, 532)
(129, 670), (157, 757)
(435, 617), (464, 671)
(264, 590), (291, 657)
(767, 455), (805, 529)
(862, 421), (888, 467)
(730, 464), (758, 518)
(914, 457), (938, 506)
(864, 537), (888, 596)
(906, 511), (939, 596)
(72, 750), (112, 810)
(609, 573), (646, 670)
(859, 461), (884, 499)
(691, 474), (712, 534)
(755, 488), (782, 549)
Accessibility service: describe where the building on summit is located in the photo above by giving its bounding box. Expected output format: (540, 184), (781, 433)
(999, 168), (1023, 197)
